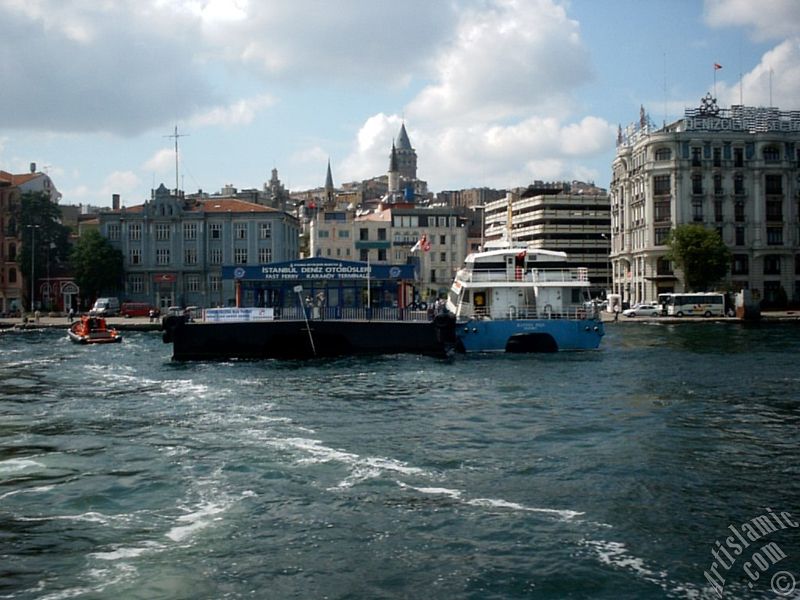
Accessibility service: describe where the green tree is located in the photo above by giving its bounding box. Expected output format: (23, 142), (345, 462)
(665, 224), (731, 291)
(70, 229), (124, 303)
(16, 191), (72, 309)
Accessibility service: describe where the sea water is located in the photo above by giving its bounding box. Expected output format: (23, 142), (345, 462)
(1, 323), (799, 599)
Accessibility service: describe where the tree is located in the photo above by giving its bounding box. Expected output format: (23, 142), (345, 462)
(665, 224), (731, 292)
(16, 191), (72, 309)
(70, 229), (124, 304)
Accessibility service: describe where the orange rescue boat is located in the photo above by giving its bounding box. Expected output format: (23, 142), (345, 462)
(67, 316), (123, 344)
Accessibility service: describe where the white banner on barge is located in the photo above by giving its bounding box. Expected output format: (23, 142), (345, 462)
(204, 307), (275, 322)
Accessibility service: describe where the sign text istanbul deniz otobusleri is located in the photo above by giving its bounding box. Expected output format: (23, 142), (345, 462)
(260, 262), (371, 281)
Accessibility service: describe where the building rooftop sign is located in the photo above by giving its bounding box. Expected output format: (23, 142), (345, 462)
(682, 95), (800, 132)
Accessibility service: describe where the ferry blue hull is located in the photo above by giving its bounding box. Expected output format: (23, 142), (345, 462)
(456, 318), (604, 353)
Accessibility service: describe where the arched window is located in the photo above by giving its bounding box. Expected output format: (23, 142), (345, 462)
(763, 146), (780, 162)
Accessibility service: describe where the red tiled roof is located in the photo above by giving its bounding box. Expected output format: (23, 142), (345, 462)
(113, 198), (279, 215)
(0, 170), (41, 186)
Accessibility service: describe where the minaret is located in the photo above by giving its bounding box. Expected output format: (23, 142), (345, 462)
(387, 142), (399, 194)
(324, 159), (335, 209)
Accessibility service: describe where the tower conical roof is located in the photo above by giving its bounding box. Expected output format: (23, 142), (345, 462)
(396, 123), (412, 151)
(388, 142), (398, 172)
(325, 159), (334, 190)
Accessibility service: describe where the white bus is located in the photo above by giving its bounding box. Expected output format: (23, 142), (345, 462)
(657, 293), (726, 317)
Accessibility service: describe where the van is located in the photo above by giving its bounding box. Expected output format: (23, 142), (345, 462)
(120, 302), (152, 318)
(89, 297), (120, 317)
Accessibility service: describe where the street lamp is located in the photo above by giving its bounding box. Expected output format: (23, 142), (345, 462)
(27, 224), (40, 313)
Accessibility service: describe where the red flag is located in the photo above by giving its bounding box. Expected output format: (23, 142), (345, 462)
(714, 63), (722, 70)
(421, 234), (431, 252)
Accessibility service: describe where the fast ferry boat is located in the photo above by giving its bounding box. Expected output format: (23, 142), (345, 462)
(67, 315), (123, 344)
(445, 241), (604, 353)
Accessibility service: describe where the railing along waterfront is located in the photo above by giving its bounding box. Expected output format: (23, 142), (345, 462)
(264, 306), (435, 322)
(466, 304), (599, 321)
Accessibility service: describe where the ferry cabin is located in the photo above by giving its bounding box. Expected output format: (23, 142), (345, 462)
(447, 247), (592, 321)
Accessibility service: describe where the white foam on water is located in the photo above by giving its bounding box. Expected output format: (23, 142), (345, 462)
(0, 457), (46, 474)
(16, 511), (114, 525)
(398, 482), (583, 521)
(0, 484), (54, 500)
(165, 500), (229, 542)
(91, 541), (164, 561)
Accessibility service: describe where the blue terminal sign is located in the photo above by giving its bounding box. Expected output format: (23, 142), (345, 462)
(222, 258), (415, 281)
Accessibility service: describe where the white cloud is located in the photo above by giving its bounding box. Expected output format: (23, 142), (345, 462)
(717, 38), (800, 109)
(100, 171), (140, 202)
(189, 94), (276, 127)
(143, 149), (175, 173)
(704, 0), (800, 42)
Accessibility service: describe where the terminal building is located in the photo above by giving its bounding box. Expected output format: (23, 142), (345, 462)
(610, 98), (800, 307)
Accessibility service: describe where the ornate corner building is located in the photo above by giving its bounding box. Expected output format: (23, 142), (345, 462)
(610, 98), (800, 307)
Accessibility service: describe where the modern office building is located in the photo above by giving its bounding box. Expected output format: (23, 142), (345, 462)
(483, 182), (611, 293)
(610, 98), (800, 306)
(99, 183), (300, 310)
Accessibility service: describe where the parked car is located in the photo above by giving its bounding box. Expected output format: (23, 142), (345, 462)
(89, 297), (120, 317)
(622, 303), (660, 318)
(120, 302), (153, 318)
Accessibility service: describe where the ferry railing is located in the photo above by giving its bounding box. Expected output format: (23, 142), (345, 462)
(461, 267), (590, 283)
(461, 304), (599, 321)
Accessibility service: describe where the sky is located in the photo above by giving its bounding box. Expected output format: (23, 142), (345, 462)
(1, 0), (799, 208)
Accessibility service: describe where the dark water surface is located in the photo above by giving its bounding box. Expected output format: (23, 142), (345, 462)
(1, 323), (799, 599)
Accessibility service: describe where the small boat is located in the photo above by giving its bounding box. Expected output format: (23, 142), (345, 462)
(67, 316), (123, 344)
(445, 240), (604, 353)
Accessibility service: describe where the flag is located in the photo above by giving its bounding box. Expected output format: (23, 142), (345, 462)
(714, 63), (722, 70)
(421, 233), (431, 252)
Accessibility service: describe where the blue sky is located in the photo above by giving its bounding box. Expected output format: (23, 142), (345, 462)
(1, 0), (798, 207)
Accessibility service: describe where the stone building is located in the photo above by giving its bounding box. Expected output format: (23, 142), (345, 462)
(610, 98), (800, 306)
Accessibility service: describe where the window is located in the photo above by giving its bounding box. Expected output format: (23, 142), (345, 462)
(156, 224), (170, 241)
(734, 147), (744, 167)
(107, 224), (120, 241)
(259, 222), (271, 239)
(735, 201), (745, 222)
(259, 247), (272, 263)
(763, 146), (780, 162)
(129, 224), (141, 241)
(377, 249), (387, 261)
(714, 200), (723, 222)
(234, 247), (248, 264)
(714, 174), (723, 194)
(766, 200), (782, 221)
(767, 227), (783, 246)
(377, 228), (386, 241)
(184, 223), (197, 240)
(734, 174), (744, 195)
(765, 175), (783, 195)
(656, 257), (673, 275)
(8, 267), (16, 283)
(184, 247), (198, 265)
(338, 230), (350, 239)
(732, 254), (749, 275)
(359, 228), (369, 241)
(440, 235), (447, 245)
(235, 223), (247, 240)
(318, 230), (330, 238)
(692, 174), (703, 195)
(764, 255), (781, 275)
(209, 274), (220, 292)
(129, 248), (141, 265)
(735, 226), (745, 246)
(655, 227), (670, 245)
(210, 247), (222, 264)
(691, 147), (702, 166)
(654, 200), (670, 222)
(209, 223), (222, 239)
(713, 147), (721, 167)
(655, 148), (671, 161)
(360, 248), (368, 261)
(185, 275), (200, 292)
(156, 248), (170, 265)
(129, 274), (144, 294)
(653, 175), (670, 195)
(692, 201), (703, 222)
